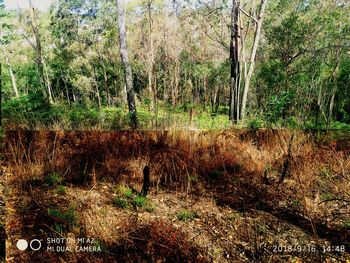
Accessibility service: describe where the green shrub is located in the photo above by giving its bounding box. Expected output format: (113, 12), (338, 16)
(247, 118), (263, 129)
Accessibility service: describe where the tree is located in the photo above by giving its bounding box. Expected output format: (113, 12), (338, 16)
(116, 0), (137, 128)
(27, 0), (53, 103)
(0, 6), (19, 98)
(229, 0), (240, 123)
(240, 0), (268, 120)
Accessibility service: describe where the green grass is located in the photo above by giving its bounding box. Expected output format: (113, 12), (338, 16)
(342, 220), (350, 229)
(177, 209), (198, 222)
(55, 185), (66, 194)
(46, 172), (63, 186)
(132, 195), (147, 207)
(117, 185), (133, 199)
(47, 206), (78, 233)
(320, 192), (335, 201)
(113, 197), (128, 209)
(113, 187), (154, 212)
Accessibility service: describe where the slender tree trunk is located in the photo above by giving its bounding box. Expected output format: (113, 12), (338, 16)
(116, 0), (137, 128)
(28, 0), (50, 103)
(147, 1), (157, 114)
(101, 61), (110, 106)
(92, 67), (101, 109)
(241, 0), (268, 120)
(0, 62), (1, 126)
(229, 0), (240, 123)
(43, 59), (54, 103)
(2, 50), (19, 97)
(327, 65), (339, 129)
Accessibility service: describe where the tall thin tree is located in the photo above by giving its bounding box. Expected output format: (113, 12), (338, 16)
(229, 0), (240, 123)
(27, 0), (52, 104)
(116, 0), (137, 128)
(240, 0), (268, 120)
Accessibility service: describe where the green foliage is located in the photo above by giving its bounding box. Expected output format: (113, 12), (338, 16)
(47, 206), (78, 232)
(46, 172), (63, 186)
(55, 185), (66, 194)
(265, 91), (295, 125)
(132, 195), (147, 208)
(227, 212), (241, 222)
(113, 197), (128, 209)
(292, 199), (301, 208)
(342, 220), (350, 229)
(247, 118), (264, 130)
(177, 209), (198, 222)
(320, 193), (335, 201)
(117, 185), (133, 198)
(1, 0), (349, 130)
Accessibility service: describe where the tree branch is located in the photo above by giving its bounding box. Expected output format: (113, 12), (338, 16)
(22, 33), (36, 50)
(239, 7), (257, 24)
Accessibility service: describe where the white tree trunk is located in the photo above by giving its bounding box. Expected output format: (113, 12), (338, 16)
(240, 0), (268, 120)
(116, 0), (137, 127)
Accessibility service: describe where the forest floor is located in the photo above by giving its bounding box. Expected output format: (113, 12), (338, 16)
(1, 130), (350, 262)
(0, 180), (5, 263)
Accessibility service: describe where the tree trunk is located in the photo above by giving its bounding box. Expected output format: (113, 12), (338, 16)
(147, 1), (156, 114)
(0, 63), (2, 127)
(43, 59), (54, 103)
(241, 0), (268, 120)
(2, 49), (19, 97)
(28, 0), (50, 104)
(92, 67), (101, 109)
(116, 0), (137, 128)
(229, 0), (240, 123)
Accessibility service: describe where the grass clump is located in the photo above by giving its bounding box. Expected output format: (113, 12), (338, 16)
(177, 209), (198, 222)
(47, 206), (78, 233)
(117, 185), (133, 199)
(46, 172), (63, 186)
(114, 185), (154, 212)
(342, 220), (350, 229)
(55, 185), (66, 194)
(113, 197), (128, 209)
(320, 192), (335, 201)
(133, 195), (147, 208)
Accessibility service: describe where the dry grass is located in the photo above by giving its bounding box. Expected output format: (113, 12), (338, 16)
(2, 129), (350, 262)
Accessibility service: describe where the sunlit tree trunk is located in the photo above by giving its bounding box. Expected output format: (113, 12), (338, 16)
(1, 48), (19, 97)
(28, 0), (52, 104)
(241, 0), (268, 120)
(116, 0), (137, 128)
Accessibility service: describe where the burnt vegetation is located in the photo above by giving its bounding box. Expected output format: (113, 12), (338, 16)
(1, 130), (350, 262)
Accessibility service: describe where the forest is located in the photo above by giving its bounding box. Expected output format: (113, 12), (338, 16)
(0, 0), (349, 129)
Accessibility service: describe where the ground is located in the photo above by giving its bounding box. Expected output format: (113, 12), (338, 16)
(1, 130), (350, 262)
